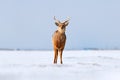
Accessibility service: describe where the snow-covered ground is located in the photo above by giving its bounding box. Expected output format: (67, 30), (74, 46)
(0, 50), (120, 80)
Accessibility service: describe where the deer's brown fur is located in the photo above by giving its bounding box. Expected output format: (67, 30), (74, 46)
(52, 16), (69, 64)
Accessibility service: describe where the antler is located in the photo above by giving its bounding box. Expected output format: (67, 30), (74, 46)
(64, 17), (70, 23)
(54, 16), (60, 23)
(67, 17), (70, 21)
(64, 17), (70, 22)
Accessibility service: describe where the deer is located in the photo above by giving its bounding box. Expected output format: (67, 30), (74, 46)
(52, 16), (70, 64)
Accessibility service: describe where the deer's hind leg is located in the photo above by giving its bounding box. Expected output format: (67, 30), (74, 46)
(53, 48), (58, 64)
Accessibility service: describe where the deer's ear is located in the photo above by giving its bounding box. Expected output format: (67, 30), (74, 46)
(64, 21), (69, 26)
(55, 22), (59, 26)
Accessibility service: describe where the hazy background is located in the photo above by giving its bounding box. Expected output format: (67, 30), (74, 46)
(0, 0), (120, 50)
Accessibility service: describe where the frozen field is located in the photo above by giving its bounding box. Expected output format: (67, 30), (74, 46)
(0, 50), (120, 80)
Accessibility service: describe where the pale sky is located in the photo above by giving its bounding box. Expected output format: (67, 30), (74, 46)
(0, 0), (120, 50)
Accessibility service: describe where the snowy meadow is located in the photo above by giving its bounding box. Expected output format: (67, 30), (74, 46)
(0, 50), (120, 80)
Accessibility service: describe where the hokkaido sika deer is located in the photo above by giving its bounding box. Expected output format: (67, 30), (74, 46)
(52, 16), (70, 64)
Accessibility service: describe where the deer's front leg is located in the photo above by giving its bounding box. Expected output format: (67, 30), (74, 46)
(59, 49), (63, 64)
(53, 49), (58, 64)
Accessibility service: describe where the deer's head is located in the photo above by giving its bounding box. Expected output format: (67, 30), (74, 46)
(54, 16), (70, 33)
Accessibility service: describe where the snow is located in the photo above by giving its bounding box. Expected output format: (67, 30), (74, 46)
(0, 50), (120, 80)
